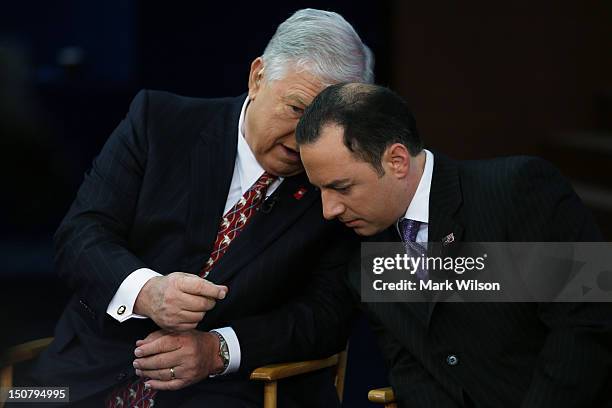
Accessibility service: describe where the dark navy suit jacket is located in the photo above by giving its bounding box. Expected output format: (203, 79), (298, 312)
(29, 90), (356, 406)
(349, 153), (612, 407)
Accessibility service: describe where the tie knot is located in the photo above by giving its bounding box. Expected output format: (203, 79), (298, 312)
(399, 218), (421, 243)
(252, 172), (277, 191)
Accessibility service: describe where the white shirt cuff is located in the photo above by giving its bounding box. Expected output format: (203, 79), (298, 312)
(106, 268), (162, 322)
(211, 327), (241, 375)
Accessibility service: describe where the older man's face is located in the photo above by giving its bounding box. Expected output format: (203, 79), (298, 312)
(301, 124), (406, 236)
(244, 58), (325, 177)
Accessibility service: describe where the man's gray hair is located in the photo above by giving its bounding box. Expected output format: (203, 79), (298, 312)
(262, 9), (374, 86)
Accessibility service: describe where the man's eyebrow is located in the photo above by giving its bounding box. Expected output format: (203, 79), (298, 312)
(283, 95), (308, 107)
(322, 179), (352, 189)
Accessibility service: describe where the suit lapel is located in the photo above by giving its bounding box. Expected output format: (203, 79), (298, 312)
(426, 152), (464, 322)
(186, 95), (243, 259)
(427, 152), (463, 244)
(204, 173), (319, 285)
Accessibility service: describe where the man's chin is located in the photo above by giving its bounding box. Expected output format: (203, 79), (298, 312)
(267, 162), (304, 177)
(350, 224), (376, 237)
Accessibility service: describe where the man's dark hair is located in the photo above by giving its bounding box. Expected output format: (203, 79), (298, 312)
(296, 83), (422, 175)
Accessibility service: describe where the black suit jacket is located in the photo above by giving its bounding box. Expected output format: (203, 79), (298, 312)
(349, 153), (612, 407)
(29, 90), (356, 406)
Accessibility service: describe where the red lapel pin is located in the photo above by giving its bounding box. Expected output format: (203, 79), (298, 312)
(293, 186), (308, 200)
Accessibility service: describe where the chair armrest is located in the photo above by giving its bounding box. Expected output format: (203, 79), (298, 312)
(250, 354), (339, 382)
(368, 387), (396, 403)
(0, 337), (54, 368)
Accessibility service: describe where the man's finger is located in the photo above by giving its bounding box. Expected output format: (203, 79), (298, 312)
(180, 294), (216, 313)
(133, 351), (177, 371)
(135, 366), (176, 381)
(179, 276), (228, 299)
(135, 334), (180, 358)
(145, 379), (185, 391)
(176, 310), (205, 323)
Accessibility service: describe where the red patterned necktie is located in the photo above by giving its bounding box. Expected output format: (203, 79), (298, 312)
(200, 171), (277, 277)
(106, 172), (277, 408)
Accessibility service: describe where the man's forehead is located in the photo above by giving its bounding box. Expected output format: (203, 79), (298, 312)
(285, 81), (323, 103)
(302, 131), (354, 169)
(275, 69), (324, 98)
(319, 123), (346, 141)
(303, 160), (351, 188)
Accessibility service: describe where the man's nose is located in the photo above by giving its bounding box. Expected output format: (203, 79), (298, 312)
(285, 131), (298, 151)
(321, 191), (344, 220)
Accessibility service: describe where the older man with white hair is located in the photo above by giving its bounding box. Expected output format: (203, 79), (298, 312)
(26, 9), (373, 407)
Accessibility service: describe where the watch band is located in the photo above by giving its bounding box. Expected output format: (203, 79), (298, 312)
(210, 330), (230, 375)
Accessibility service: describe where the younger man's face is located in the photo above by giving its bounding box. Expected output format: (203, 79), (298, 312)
(300, 124), (405, 236)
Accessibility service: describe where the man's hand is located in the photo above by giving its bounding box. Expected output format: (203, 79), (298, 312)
(134, 272), (228, 331)
(132, 329), (224, 391)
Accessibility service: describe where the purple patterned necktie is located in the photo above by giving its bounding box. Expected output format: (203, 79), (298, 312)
(399, 218), (428, 280)
(399, 218), (421, 243)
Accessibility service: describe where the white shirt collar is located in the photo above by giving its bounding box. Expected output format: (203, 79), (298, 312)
(402, 149), (434, 224)
(236, 96), (283, 195)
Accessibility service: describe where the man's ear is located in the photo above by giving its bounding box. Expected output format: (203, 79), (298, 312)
(384, 143), (411, 177)
(247, 57), (265, 100)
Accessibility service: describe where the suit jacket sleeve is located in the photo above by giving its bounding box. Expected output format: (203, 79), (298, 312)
(508, 158), (612, 407)
(53, 90), (151, 328)
(228, 228), (357, 373)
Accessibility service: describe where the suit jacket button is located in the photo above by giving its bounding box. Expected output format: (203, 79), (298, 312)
(117, 305), (126, 315)
(446, 354), (459, 366)
(116, 372), (127, 381)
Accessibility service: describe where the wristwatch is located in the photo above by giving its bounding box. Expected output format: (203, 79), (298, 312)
(210, 330), (230, 375)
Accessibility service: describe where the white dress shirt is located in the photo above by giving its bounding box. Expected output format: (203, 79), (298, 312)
(107, 96), (281, 375)
(395, 149), (434, 243)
